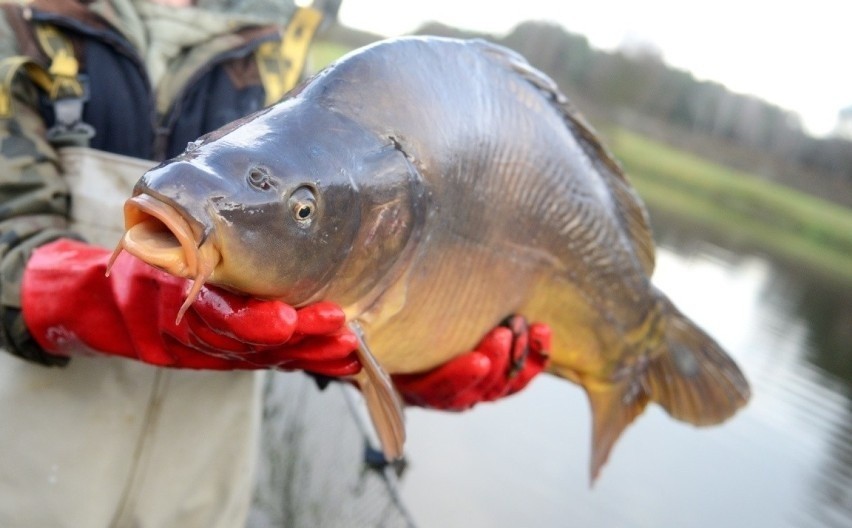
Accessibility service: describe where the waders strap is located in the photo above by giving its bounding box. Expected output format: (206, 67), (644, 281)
(0, 22), (93, 146)
(255, 6), (323, 106)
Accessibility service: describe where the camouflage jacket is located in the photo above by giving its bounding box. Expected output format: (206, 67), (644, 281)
(0, 0), (317, 364)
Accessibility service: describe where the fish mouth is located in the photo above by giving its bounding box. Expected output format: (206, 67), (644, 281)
(108, 193), (221, 323)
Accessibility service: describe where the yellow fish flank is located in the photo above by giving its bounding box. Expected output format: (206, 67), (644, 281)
(111, 37), (750, 480)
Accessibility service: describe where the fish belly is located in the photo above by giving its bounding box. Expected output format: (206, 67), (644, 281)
(354, 226), (632, 376)
(520, 276), (622, 381)
(358, 241), (541, 374)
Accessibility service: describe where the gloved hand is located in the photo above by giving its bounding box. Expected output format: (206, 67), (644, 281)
(21, 238), (360, 376)
(394, 316), (551, 411)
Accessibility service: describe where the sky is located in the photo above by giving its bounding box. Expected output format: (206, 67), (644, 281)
(337, 0), (851, 137)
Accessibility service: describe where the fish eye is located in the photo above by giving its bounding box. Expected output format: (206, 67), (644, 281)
(247, 167), (273, 191)
(288, 186), (317, 224)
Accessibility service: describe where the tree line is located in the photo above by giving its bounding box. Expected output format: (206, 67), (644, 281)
(494, 21), (851, 206)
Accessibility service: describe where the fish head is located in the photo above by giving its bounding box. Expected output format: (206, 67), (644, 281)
(114, 100), (424, 319)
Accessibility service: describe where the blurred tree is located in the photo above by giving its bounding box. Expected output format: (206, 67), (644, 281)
(496, 20), (852, 204)
(834, 106), (852, 140)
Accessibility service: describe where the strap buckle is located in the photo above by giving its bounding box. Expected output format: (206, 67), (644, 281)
(45, 74), (94, 146)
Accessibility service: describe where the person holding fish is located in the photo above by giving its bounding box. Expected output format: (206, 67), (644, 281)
(0, 1), (549, 526)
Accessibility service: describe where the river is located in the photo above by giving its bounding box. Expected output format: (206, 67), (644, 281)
(398, 219), (852, 528)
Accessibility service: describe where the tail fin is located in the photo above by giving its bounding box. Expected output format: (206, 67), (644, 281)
(579, 297), (750, 482)
(646, 298), (750, 425)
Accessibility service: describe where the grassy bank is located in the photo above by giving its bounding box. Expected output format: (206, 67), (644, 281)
(607, 128), (852, 283)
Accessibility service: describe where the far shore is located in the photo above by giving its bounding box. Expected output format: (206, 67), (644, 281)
(609, 128), (852, 285)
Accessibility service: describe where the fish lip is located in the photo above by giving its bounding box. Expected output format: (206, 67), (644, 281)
(120, 192), (208, 279)
(112, 192), (221, 323)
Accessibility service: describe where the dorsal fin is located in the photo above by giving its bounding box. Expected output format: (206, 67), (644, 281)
(475, 40), (656, 276)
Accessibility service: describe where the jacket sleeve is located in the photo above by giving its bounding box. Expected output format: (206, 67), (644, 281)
(0, 17), (81, 366)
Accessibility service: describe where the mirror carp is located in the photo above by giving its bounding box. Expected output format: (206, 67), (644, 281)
(111, 37), (750, 480)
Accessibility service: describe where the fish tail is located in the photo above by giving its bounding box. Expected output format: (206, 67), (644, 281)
(646, 297), (751, 427)
(571, 296), (750, 483)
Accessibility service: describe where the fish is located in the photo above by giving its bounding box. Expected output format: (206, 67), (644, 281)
(109, 36), (750, 480)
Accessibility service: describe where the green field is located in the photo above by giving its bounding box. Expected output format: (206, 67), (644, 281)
(608, 128), (852, 283)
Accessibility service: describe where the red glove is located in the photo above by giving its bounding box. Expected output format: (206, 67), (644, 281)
(21, 238), (360, 376)
(394, 316), (551, 410)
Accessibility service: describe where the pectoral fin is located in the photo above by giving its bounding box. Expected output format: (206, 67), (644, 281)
(348, 321), (406, 460)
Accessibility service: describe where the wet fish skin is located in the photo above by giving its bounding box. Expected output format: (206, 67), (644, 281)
(118, 37), (749, 479)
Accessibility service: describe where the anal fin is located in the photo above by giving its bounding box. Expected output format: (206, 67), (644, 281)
(348, 321), (406, 461)
(584, 379), (650, 484)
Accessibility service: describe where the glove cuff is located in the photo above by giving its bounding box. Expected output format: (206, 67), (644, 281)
(21, 239), (126, 357)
